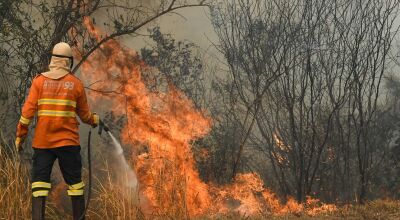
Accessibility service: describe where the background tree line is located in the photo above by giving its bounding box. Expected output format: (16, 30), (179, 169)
(207, 0), (400, 204)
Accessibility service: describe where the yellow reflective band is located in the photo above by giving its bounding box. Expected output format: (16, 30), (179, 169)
(32, 190), (49, 197)
(19, 116), (31, 125)
(38, 99), (77, 107)
(67, 189), (84, 196)
(69, 182), (85, 190)
(32, 182), (51, 189)
(38, 110), (76, 117)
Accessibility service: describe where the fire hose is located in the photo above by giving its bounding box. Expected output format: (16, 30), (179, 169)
(80, 120), (109, 220)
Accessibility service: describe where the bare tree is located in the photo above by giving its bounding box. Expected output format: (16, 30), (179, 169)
(342, 0), (399, 203)
(211, 0), (295, 180)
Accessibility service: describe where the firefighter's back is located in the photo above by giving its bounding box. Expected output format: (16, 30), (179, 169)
(32, 73), (85, 148)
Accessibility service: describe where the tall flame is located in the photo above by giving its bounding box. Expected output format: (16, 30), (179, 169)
(79, 17), (335, 217)
(81, 17), (211, 216)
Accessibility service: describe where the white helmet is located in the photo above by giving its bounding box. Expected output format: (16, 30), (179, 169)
(52, 42), (73, 58)
(51, 42), (73, 68)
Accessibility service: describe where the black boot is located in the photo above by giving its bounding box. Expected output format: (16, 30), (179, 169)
(32, 196), (46, 220)
(71, 195), (85, 220)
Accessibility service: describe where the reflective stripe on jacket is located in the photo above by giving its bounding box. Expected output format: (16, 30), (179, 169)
(16, 73), (96, 148)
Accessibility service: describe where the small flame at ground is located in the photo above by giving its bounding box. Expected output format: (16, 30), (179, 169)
(79, 17), (336, 217)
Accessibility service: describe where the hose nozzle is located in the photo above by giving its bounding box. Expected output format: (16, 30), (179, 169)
(98, 120), (110, 135)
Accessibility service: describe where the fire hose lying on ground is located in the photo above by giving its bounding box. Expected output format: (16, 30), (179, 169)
(81, 120), (110, 219)
(80, 120), (110, 220)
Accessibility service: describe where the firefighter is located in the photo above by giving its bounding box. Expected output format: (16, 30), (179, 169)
(15, 42), (99, 220)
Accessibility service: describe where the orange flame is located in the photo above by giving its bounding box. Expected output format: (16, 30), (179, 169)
(79, 17), (336, 217)
(81, 17), (211, 216)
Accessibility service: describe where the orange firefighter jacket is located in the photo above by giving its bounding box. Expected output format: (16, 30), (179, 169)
(16, 73), (97, 148)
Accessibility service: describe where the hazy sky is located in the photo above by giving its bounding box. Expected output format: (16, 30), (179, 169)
(157, 7), (218, 50)
(120, 6), (221, 62)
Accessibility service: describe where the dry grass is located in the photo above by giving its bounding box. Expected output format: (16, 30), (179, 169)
(87, 162), (144, 220)
(1, 139), (400, 219)
(0, 143), (31, 219)
(330, 199), (400, 220)
(194, 200), (400, 220)
(194, 199), (400, 220)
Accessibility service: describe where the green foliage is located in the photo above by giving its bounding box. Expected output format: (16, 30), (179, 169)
(140, 27), (204, 105)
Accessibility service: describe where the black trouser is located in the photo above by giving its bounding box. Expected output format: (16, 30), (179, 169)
(32, 146), (84, 197)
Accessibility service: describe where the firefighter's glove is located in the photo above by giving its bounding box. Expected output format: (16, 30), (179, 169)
(92, 113), (100, 128)
(15, 137), (24, 152)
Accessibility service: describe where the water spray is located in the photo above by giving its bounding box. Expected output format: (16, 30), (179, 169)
(99, 120), (138, 188)
(82, 120), (138, 219)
